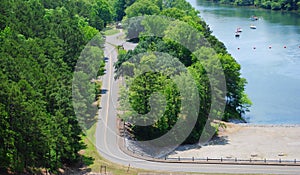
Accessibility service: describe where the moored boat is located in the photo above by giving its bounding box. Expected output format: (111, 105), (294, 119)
(236, 27), (243, 32)
(250, 16), (259, 21)
(250, 25), (256, 29)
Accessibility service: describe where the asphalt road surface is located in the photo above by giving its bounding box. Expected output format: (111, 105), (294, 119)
(95, 31), (300, 175)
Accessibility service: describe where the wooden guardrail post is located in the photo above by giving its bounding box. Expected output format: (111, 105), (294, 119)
(100, 165), (106, 174)
(127, 164), (130, 172)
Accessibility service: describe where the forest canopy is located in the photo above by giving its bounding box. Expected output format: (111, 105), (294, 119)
(0, 0), (114, 173)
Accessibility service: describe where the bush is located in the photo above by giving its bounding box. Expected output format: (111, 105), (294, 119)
(261, 0), (272, 9)
(271, 2), (282, 10)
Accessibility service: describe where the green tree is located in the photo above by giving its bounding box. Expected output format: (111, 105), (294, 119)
(91, 0), (114, 29)
(123, 17), (145, 42)
(125, 0), (160, 18)
(114, 0), (136, 21)
(218, 53), (251, 120)
(119, 54), (182, 140)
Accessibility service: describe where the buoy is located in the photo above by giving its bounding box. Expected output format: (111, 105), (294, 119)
(232, 45), (300, 50)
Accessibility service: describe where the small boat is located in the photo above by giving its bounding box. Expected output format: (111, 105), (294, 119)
(250, 16), (259, 21)
(236, 27), (243, 32)
(235, 32), (240, 37)
(250, 25), (256, 29)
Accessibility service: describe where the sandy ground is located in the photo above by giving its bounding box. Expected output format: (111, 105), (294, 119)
(169, 121), (300, 161)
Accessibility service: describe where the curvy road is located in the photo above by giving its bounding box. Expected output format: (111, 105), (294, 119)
(95, 31), (300, 175)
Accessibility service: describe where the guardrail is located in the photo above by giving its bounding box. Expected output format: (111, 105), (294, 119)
(165, 156), (299, 164)
(124, 144), (300, 166)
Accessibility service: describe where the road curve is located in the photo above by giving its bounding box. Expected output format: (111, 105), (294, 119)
(95, 31), (300, 175)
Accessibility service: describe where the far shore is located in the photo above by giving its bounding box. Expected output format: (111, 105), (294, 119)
(169, 120), (300, 160)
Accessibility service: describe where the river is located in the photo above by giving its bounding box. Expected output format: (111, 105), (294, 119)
(187, 0), (300, 124)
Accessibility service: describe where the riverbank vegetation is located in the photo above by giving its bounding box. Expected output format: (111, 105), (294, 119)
(116, 0), (251, 144)
(0, 0), (113, 173)
(206, 0), (300, 11)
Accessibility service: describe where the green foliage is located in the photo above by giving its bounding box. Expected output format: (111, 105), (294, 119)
(118, 53), (182, 141)
(123, 17), (145, 42)
(218, 53), (250, 120)
(141, 15), (170, 37)
(164, 20), (205, 52)
(0, 0), (112, 173)
(114, 0), (136, 21)
(125, 0), (160, 18)
(164, 0), (198, 14)
(117, 0), (251, 144)
(210, 0), (300, 11)
(161, 8), (186, 19)
(90, 0), (114, 29)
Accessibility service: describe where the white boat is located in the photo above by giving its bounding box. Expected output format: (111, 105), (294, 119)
(250, 16), (259, 21)
(250, 25), (256, 29)
(236, 27), (243, 32)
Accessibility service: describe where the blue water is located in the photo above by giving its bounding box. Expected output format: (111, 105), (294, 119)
(188, 0), (300, 124)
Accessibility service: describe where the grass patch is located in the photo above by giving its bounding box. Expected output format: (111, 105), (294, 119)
(81, 121), (148, 175)
(85, 122), (97, 145)
(103, 26), (120, 36)
(81, 135), (147, 175)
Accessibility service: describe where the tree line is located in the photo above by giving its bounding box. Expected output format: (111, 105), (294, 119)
(206, 0), (300, 11)
(0, 0), (118, 173)
(116, 0), (251, 144)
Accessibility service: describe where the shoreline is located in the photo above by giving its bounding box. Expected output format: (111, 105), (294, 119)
(228, 118), (300, 127)
(230, 122), (300, 127)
